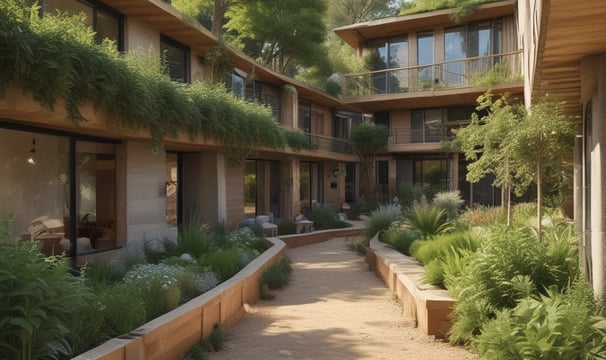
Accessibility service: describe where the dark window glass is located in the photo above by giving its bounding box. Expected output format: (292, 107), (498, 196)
(161, 36), (190, 83)
(43, 0), (122, 50)
(376, 160), (388, 185)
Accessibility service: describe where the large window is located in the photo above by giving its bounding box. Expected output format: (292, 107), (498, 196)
(0, 125), (119, 259)
(413, 159), (449, 198)
(369, 37), (408, 93)
(411, 109), (443, 143)
(42, 0), (123, 50)
(226, 72), (245, 98)
(444, 20), (502, 85)
(161, 35), (190, 83)
(417, 32), (435, 89)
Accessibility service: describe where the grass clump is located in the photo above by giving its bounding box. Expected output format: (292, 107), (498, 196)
(407, 201), (452, 239)
(381, 226), (420, 255)
(261, 256), (293, 290)
(363, 204), (402, 240)
(305, 206), (351, 231)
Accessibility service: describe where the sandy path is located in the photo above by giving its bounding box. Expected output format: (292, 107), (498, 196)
(207, 238), (478, 360)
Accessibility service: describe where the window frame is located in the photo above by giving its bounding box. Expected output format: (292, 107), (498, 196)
(160, 34), (191, 83)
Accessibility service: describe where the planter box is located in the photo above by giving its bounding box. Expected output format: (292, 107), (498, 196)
(73, 237), (286, 360)
(368, 236), (455, 339)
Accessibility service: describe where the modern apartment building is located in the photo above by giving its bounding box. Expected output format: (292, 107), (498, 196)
(520, 0), (606, 297)
(0, 0), (359, 264)
(335, 0), (523, 205)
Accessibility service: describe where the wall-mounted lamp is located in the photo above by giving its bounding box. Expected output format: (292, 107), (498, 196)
(26, 137), (36, 165)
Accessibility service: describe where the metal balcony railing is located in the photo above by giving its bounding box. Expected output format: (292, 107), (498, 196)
(391, 128), (447, 144)
(343, 51), (523, 98)
(305, 133), (354, 155)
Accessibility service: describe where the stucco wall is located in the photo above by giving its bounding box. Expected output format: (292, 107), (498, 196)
(125, 141), (176, 244)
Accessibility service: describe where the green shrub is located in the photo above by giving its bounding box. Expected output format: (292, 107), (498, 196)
(460, 205), (506, 227)
(306, 206), (351, 230)
(99, 283), (147, 338)
(277, 219), (297, 235)
(407, 201), (452, 239)
(204, 324), (227, 352)
(448, 224), (580, 344)
(432, 190), (464, 221)
(364, 204), (402, 239)
(408, 239), (425, 258)
(261, 256), (293, 290)
(396, 182), (424, 209)
(346, 200), (367, 220)
(122, 263), (184, 320)
(178, 223), (216, 258)
(82, 260), (126, 291)
(382, 227), (421, 255)
(201, 247), (246, 282)
(475, 283), (606, 359)
(0, 223), (93, 360)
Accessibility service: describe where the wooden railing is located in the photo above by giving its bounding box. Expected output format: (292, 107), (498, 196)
(342, 51), (523, 98)
(305, 133), (354, 154)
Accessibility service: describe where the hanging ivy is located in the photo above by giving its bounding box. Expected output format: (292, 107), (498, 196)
(0, 1), (295, 161)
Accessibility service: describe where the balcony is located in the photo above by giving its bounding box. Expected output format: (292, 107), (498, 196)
(343, 51), (522, 98)
(306, 133), (354, 155)
(391, 128), (446, 144)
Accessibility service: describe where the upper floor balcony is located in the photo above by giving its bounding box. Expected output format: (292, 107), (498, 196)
(306, 133), (354, 155)
(342, 51), (522, 99)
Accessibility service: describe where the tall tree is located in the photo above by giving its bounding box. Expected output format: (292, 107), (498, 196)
(455, 93), (522, 225)
(509, 99), (575, 236)
(456, 93), (575, 233)
(225, 0), (328, 74)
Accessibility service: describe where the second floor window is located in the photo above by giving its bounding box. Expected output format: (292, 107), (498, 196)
(42, 0), (123, 50)
(160, 35), (190, 83)
(226, 72), (245, 98)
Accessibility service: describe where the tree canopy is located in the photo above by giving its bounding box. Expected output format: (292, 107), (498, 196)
(224, 0), (328, 75)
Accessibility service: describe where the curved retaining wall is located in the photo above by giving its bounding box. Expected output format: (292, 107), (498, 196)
(368, 235), (455, 339)
(73, 224), (366, 360)
(73, 237), (286, 360)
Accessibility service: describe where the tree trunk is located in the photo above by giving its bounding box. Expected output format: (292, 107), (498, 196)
(537, 162), (542, 240)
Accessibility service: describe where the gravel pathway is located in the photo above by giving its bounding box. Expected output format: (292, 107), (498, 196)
(207, 238), (478, 360)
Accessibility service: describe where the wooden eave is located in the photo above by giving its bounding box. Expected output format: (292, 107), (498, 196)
(532, 0), (606, 116)
(340, 82), (523, 112)
(334, 0), (517, 48)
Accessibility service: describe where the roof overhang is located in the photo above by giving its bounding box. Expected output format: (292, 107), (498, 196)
(334, 0), (517, 48)
(340, 82), (523, 112)
(532, 0), (606, 116)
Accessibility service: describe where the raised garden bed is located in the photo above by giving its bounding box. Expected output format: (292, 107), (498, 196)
(367, 235), (455, 338)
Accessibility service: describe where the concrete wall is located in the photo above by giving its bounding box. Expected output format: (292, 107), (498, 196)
(580, 54), (606, 297)
(125, 141), (176, 243)
(518, 0), (543, 109)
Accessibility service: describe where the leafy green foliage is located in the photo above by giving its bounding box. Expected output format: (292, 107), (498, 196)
(0, 1), (286, 162)
(351, 122), (389, 154)
(177, 223), (217, 258)
(396, 182), (424, 210)
(432, 190), (464, 221)
(285, 131), (316, 152)
(447, 224), (580, 344)
(225, 0), (328, 74)
(277, 219), (297, 235)
(414, 231), (480, 287)
(363, 204), (402, 239)
(407, 201), (452, 239)
(400, 0), (502, 22)
(475, 283), (606, 359)
(305, 206), (352, 230)
(382, 227), (421, 255)
(261, 256), (293, 289)
(0, 226), (93, 360)
(98, 283), (147, 338)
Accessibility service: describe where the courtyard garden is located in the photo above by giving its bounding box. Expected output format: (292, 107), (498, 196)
(364, 188), (606, 359)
